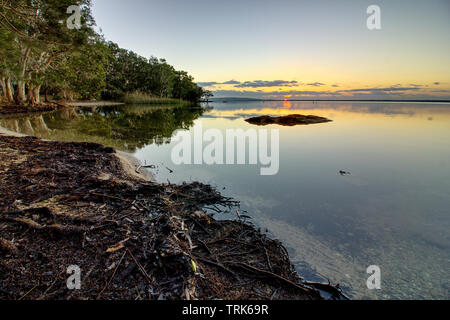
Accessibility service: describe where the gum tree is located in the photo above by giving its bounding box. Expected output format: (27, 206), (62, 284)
(0, 0), (96, 106)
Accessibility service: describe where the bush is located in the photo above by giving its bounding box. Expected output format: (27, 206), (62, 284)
(123, 92), (185, 105)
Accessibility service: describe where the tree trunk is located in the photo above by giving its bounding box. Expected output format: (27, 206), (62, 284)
(28, 84), (41, 105)
(33, 85), (41, 105)
(5, 78), (14, 102)
(14, 80), (26, 104)
(13, 47), (31, 105)
(1, 77), (15, 103)
(44, 87), (49, 102)
(0, 78), (6, 99)
(27, 84), (33, 102)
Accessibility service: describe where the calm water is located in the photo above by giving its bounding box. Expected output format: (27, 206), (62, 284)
(2, 101), (449, 299)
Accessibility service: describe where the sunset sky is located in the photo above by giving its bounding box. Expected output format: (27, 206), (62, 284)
(92, 0), (450, 99)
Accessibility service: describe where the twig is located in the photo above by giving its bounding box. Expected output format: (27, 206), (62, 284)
(97, 251), (126, 299)
(257, 237), (273, 272)
(18, 282), (39, 300)
(198, 239), (212, 255)
(232, 262), (318, 298)
(92, 193), (131, 203)
(194, 256), (240, 281)
(126, 248), (152, 284)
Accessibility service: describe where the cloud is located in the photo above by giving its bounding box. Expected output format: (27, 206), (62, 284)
(222, 80), (241, 85)
(202, 81), (449, 100)
(198, 79), (329, 88)
(212, 89), (334, 99)
(210, 84), (450, 100)
(340, 86), (421, 93)
(235, 80), (299, 88)
(197, 80), (242, 87)
(306, 82), (326, 87)
(197, 82), (219, 87)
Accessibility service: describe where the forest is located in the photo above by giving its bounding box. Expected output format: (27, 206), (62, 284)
(0, 0), (210, 106)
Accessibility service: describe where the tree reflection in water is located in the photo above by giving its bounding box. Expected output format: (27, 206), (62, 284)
(0, 105), (207, 152)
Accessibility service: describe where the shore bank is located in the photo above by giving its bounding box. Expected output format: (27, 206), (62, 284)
(66, 101), (125, 107)
(0, 103), (61, 115)
(0, 129), (345, 300)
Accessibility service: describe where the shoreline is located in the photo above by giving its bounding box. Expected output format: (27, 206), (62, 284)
(0, 128), (346, 300)
(0, 101), (125, 116)
(0, 126), (151, 182)
(66, 101), (125, 107)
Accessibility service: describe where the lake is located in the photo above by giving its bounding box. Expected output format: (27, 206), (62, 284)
(2, 101), (449, 299)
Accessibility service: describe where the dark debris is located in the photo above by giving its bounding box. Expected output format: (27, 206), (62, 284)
(0, 135), (346, 300)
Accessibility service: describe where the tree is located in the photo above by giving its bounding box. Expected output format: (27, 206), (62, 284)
(203, 90), (213, 102)
(0, 28), (18, 102)
(42, 35), (107, 101)
(0, 0), (96, 105)
(1, 1), (205, 107)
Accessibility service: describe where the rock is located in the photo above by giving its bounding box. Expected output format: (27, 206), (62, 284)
(245, 114), (332, 126)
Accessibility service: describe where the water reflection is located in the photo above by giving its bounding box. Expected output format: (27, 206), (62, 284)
(0, 104), (206, 152)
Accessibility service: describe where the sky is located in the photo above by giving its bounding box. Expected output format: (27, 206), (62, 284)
(92, 0), (450, 100)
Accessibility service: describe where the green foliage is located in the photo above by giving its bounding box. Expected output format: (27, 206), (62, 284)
(0, 29), (19, 77)
(0, 1), (207, 104)
(102, 42), (206, 103)
(41, 35), (108, 100)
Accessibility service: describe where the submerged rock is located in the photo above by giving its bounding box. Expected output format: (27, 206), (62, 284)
(245, 114), (332, 126)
